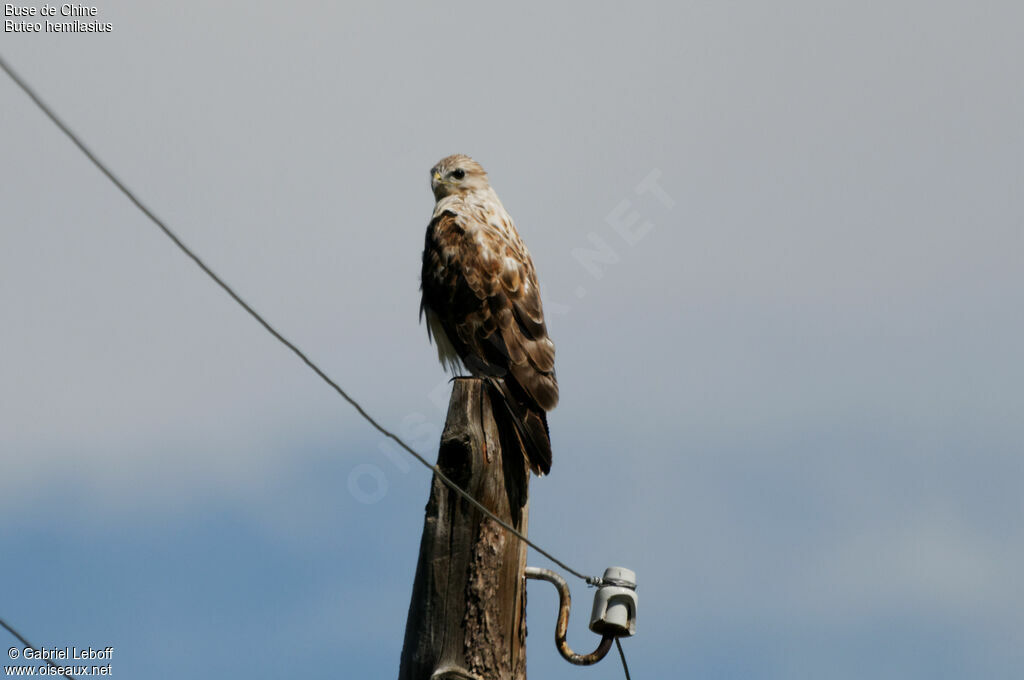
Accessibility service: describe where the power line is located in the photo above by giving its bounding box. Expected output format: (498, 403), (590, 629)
(0, 618), (77, 680)
(0, 54), (596, 586)
(1, 54), (635, 679)
(616, 638), (633, 680)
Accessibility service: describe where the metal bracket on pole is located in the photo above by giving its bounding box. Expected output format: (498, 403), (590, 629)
(524, 566), (637, 666)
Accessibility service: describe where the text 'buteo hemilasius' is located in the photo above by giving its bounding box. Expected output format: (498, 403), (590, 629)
(420, 155), (557, 475)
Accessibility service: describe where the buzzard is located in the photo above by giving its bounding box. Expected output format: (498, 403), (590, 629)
(420, 154), (557, 475)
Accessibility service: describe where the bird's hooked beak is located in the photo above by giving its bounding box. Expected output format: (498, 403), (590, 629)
(430, 170), (445, 198)
(431, 170), (446, 198)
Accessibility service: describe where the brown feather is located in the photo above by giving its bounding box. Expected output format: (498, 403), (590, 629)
(420, 155), (558, 473)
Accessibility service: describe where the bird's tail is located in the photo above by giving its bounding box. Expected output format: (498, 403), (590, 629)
(485, 377), (552, 476)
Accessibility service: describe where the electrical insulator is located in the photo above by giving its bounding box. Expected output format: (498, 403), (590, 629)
(589, 566), (637, 637)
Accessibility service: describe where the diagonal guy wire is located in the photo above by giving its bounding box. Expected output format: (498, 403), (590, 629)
(0, 618), (76, 680)
(0, 53), (595, 585)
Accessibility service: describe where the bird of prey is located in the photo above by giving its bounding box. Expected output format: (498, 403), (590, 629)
(420, 154), (557, 475)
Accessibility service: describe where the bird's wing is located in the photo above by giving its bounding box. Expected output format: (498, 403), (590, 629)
(421, 210), (558, 411)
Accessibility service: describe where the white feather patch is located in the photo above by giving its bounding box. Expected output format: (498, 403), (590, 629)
(425, 308), (463, 375)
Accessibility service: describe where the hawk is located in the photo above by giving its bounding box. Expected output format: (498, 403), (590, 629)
(420, 154), (557, 475)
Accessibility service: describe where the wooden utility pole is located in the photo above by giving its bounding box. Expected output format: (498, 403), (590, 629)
(399, 378), (531, 680)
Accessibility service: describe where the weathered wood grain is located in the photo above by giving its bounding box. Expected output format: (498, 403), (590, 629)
(398, 378), (530, 680)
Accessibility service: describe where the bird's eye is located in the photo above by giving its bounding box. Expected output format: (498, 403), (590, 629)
(451, 169), (466, 180)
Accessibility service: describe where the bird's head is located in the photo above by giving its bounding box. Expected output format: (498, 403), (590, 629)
(430, 154), (489, 200)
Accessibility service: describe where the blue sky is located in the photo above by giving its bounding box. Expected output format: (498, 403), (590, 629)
(2, 2), (1022, 678)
